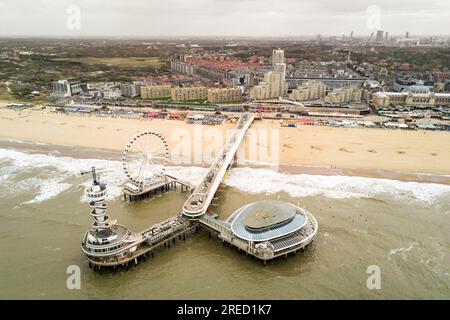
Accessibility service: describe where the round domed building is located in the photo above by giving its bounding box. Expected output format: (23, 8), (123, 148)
(221, 200), (318, 262)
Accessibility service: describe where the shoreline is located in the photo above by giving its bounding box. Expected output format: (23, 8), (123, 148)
(1, 106), (450, 178)
(2, 139), (450, 185)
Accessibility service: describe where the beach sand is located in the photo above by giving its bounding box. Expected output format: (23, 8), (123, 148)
(1, 107), (450, 178)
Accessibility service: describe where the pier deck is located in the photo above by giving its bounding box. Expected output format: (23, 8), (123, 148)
(85, 215), (196, 268)
(182, 113), (254, 218)
(122, 175), (194, 202)
(199, 210), (318, 262)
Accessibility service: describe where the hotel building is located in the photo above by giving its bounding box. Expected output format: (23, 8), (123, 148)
(373, 86), (450, 108)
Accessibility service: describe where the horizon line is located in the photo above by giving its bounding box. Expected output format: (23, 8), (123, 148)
(1, 34), (449, 41)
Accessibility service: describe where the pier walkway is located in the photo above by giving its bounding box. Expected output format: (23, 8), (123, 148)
(182, 113), (254, 219)
(86, 215), (196, 268)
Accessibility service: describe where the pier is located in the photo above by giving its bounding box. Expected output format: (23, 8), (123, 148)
(81, 113), (318, 271)
(122, 175), (194, 202)
(182, 113), (255, 218)
(199, 204), (318, 263)
(84, 215), (197, 270)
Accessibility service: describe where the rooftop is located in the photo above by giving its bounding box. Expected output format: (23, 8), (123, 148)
(228, 200), (308, 242)
(243, 201), (296, 230)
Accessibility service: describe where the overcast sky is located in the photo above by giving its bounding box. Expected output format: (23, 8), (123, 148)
(1, 0), (449, 38)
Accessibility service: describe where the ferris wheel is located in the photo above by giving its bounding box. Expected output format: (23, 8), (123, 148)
(122, 131), (169, 187)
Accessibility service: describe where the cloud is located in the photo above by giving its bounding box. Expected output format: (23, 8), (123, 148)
(0, 0), (448, 37)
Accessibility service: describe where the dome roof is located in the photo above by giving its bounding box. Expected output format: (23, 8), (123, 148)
(228, 200), (308, 242)
(244, 200), (296, 230)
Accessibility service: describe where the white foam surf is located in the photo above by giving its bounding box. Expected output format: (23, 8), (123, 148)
(1, 148), (450, 205)
(0, 148), (128, 204)
(22, 178), (72, 204)
(224, 167), (450, 204)
(388, 242), (419, 260)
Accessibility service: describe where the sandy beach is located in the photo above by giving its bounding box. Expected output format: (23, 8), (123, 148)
(1, 107), (450, 178)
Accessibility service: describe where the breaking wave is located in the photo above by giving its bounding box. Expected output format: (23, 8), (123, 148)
(1, 148), (450, 205)
(224, 168), (450, 204)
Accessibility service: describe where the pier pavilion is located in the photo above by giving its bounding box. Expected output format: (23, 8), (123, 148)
(200, 200), (318, 263)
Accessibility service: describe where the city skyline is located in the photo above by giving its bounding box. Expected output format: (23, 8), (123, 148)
(1, 0), (449, 38)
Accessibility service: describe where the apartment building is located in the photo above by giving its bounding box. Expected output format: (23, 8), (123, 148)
(249, 71), (288, 100)
(120, 83), (138, 98)
(51, 80), (84, 98)
(170, 59), (195, 76)
(249, 49), (288, 100)
(324, 85), (362, 104)
(289, 80), (326, 101)
(170, 87), (207, 101)
(207, 87), (241, 103)
(141, 85), (172, 99)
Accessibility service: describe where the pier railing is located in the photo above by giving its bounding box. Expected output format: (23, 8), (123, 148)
(182, 113), (254, 218)
(199, 215), (232, 236)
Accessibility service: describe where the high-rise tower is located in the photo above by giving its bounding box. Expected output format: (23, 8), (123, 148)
(375, 30), (384, 42)
(272, 48), (286, 75)
(272, 49), (284, 66)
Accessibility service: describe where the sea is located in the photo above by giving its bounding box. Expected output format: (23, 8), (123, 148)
(0, 141), (449, 299)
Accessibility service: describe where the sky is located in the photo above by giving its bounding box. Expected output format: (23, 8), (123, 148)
(0, 0), (449, 38)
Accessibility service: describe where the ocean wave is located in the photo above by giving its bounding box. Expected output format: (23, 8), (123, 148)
(388, 242), (419, 260)
(0, 148), (128, 203)
(388, 241), (450, 278)
(0, 148), (120, 174)
(0, 148), (208, 204)
(165, 166), (208, 186)
(224, 167), (450, 203)
(22, 178), (72, 204)
(1, 148), (450, 205)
